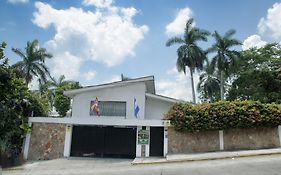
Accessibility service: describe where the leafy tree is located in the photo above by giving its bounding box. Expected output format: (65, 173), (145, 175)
(12, 40), (52, 85)
(197, 60), (220, 102)
(227, 43), (281, 103)
(207, 30), (241, 100)
(40, 75), (77, 110)
(0, 42), (30, 155)
(24, 92), (50, 117)
(236, 43), (281, 72)
(166, 18), (210, 104)
(228, 70), (281, 103)
(54, 82), (80, 117)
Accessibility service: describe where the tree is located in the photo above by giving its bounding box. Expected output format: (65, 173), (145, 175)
(12, 40), (52, 85)
(0, 42), (30, 156)
(54, 82), (80, 117)
(197, 60), (220, 102)
(227, 70), (281, 103)
(41, 75), (77, 109)
(207, 30), (241, 100)
(227, 43), (281, 103)
(47, 75), (76, 88)
(166, 18), (210, 103)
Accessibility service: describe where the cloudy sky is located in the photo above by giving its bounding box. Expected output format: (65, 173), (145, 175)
(1, 0), (281, 101)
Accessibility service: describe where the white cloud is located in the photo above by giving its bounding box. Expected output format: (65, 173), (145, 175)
(7, 0), (28, 4)
(83, 71), (97, 81)
(242, 34), (267, 50)
(47, 52), (82, 80)
(165, 7), (193, 36)
(258, 2), (281, 39)
(82, 0), (113, 8)
(32, 1), (148, 80)
(156, 67), (199, 101)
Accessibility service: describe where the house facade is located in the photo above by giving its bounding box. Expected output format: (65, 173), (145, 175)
(23, 76), (179, 160)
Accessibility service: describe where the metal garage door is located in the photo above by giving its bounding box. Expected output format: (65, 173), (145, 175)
(70, 125), (136, 158)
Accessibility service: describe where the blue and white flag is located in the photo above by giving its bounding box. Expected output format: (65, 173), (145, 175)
(134, 97), (140, 118)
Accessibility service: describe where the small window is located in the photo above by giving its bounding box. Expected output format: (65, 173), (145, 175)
(90, 101), (126, 117)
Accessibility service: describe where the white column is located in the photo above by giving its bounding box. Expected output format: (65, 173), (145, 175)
(145, 126), (150, 157)
(219, 130), (224, 150)
(136, 126), (142, 157)
(163, 127), (168, 157)
(63, 124), (73, 157)
(278, 125), (281, 147)
(23, 122), (32, 160)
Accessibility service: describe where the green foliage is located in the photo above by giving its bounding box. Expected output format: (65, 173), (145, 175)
(237, 43), (281, 72)
(165, 101), (281, 132)
(24, 92), (50, 117)
(166, 18), (210, 103)
(207, 30), (241, 100)
(12, 39), (52, 84)
(228, 70), (281, 103)
(227, 43), (281, 103)
(54, 82), (80, 117)
(0, 43), (30, 153)
(197, 60), (220, 102)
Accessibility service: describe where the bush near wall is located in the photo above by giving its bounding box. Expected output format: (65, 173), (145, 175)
(165, 101), (281, 132)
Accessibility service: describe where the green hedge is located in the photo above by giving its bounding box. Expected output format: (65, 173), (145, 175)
(164, 101), (281, 132)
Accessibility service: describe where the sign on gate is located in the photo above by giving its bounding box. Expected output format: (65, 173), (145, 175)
(138, 129), (149, 145)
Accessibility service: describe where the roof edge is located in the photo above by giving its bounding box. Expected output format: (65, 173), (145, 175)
(145, 93), (182, 103)
(64, 75), (154, 97)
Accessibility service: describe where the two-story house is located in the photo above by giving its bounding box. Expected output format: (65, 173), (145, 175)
(24, 76), (179, 160)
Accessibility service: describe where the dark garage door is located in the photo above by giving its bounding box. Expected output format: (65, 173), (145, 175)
(71, 125), (136, 158)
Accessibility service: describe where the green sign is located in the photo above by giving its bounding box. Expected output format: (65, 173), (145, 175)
(138, 129), (149, 145)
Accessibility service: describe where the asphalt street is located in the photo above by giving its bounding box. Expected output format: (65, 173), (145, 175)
(3, 155), (281, 175)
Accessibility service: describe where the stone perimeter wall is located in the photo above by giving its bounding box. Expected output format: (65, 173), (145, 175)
(168, 127), (280, 154)
(168, 128), (220, 154)
(28, 123), (66, 160)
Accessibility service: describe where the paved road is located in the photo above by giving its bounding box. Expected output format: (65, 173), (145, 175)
(3, 155), (281, 175)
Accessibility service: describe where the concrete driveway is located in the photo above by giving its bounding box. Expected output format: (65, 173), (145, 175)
(3, 155), (281, 175)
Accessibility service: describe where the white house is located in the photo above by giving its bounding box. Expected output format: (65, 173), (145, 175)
(24, 76), (180, 159)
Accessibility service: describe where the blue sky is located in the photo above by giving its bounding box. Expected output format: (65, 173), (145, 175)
(1, 0), (281, 101)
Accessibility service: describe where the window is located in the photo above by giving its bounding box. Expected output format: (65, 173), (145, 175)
(90, 101), (126, 117)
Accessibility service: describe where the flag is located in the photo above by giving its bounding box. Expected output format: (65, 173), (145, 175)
(134, 97), (140, 118)
(91, 97), (100, 116)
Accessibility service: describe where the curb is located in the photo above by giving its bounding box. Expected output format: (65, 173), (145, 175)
(132, 150), (281, 165)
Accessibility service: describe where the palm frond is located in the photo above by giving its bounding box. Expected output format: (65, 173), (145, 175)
(166, 37), (184, 47)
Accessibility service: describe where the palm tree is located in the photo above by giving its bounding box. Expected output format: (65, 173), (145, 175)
(47, 75), (76, 88)
(40, 75), (76, 107)
(12, 40), (52, 85)
(207, 30), (241, 100)
(166, 18), (210, 103)
(197, 60), (220, 102)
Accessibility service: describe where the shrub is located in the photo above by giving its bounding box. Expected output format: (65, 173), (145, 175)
(165, 101), (281, 132)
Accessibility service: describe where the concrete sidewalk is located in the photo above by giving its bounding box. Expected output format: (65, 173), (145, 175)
(132, 148), (281, 165)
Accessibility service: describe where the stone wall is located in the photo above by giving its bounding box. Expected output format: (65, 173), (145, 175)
(168, 127), (280, 154)
(168, 127), (220, 154)
(224, 127), (280, 150)
(28, 123), (66, 160)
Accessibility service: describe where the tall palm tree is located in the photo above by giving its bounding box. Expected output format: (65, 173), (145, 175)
(207, 30), (241, 100)
(166, 18), (210, 103)
(197, 60), (220, 102)
(12, 40), (52, 85)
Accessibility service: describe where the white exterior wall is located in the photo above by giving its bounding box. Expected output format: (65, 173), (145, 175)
(72, 83), (146, 119)
(145, 97), (173, 120)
